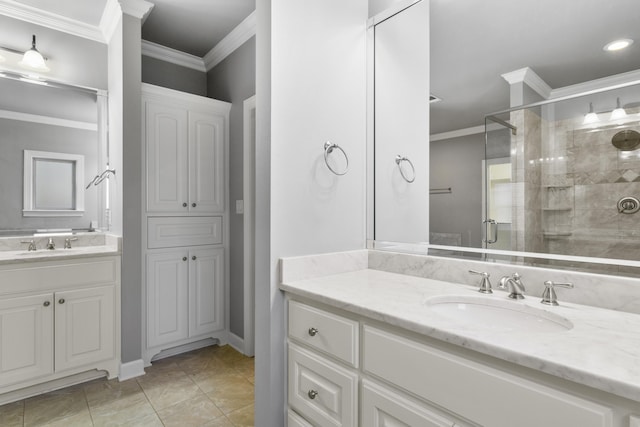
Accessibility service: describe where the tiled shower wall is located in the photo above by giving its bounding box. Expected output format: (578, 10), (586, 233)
(523, 109), (640, 261)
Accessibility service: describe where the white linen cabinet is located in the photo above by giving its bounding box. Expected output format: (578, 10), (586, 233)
(142, 84), (230, 364)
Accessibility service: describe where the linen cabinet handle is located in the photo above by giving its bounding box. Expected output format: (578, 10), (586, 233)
(308, 327), (319, 337)
(43, 301), (50, 307)
(192, 256), (197, 260)
(183, 257), (188, 261)
(183, 202), (188, 207)
(58, 298), (65, 304)
(307, 390), (318, 399)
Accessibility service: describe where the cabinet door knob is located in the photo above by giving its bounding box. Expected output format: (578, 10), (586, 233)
(183, 202), (188, 207)
(58, 298), (65, 304)
(192, 255), (197, 260)
(182, 257), (188, 261)
(307, 390), (318, 400)
(308, 327), (319, 337)
(192, 202), (197, 208)
(43, 301), (50, 307)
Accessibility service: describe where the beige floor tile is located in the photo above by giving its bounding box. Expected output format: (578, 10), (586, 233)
(117, 412), (164, 427)
(40, 410), (93, 427)
(178, 353), (236, 377)
(89, 391), (155, 427)
(157, 393), (224, 427)
(84, 378), (144, 407)
(226, 404), (254, 427)
(202, 416), (235, 427)
(230, 357), (254, 379)
(206, 375), (254, 414)
(0, 400), (25, 427)
(24, 386), (90, 427)
(140, 375), (203, 411)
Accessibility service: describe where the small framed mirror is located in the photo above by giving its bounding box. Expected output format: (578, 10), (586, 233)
(23, 150), (84, 217)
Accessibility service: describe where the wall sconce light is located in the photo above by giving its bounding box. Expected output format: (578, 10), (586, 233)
(18, 35), (49, 72)
(610, 97), (627, 121)
(583, 102), (599, 125)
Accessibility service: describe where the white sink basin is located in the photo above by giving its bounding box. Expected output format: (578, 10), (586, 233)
(425, 295), (573, 333)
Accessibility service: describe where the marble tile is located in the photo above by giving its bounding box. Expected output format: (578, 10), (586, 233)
(24, 386), (89, 427)
(202, 417), (235, 427)
(206, 375), (254, 414)
(113, 412), (164, 427)
(88, 389), (156, 427)
(139, 374), (203, 411)
(84, 378), (144, 408)
(39, 410), (94, 427)
(279, 249), (368, 283)
(157, 394), (223, 427)
(225, 404), (254, 427)
(0, 400), (24, 426)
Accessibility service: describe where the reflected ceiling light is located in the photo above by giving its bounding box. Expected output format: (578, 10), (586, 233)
(583, 102), (600, 125)
(610, 98), (627, 121)
(18, 35), (49, 72)
(603, 39), (633, 52)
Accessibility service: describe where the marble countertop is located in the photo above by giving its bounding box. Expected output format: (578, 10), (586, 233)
(280, 268), (640, 402)
(0, 245), (120, 264)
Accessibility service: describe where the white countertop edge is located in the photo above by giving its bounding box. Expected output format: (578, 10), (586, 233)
(280, 269), (640, 403)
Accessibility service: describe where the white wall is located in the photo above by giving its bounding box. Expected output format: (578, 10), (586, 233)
(255, 0), (369, 424)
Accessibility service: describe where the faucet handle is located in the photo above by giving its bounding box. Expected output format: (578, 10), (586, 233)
(64, 237), (78, 249)
(541, 280), (574, 306)
(468, 270), (492, 294)
(20, 239), (37, 251)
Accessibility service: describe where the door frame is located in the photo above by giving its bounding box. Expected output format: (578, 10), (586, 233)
(242, 95), (256, 356)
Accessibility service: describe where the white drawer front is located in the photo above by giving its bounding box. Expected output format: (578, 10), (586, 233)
(147, 216), (222, 248)
(288, 343), (358, 427)
(288, 410), (314, 427)
(363, 325), (613, 427)
(288, 300), (358, 367)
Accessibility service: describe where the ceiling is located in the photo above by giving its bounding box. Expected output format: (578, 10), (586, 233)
(430, 0), (640, 134)
(10, 0), (255, 56)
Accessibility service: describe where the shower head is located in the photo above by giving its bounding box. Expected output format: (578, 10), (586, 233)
(611, 130), (640, 151)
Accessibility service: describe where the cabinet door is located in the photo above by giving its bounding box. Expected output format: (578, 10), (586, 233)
(189, 111), (225, 213)
(189, 247), (224, 337)
(0, 294), (54, 387)
(55, 286), (115, 372)
(147, 250), (189, 347)
(146, 101), (189, 213)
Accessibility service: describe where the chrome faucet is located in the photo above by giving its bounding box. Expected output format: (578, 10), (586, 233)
(468, 270), (492, 294)
(21, 239), (37, 251)
(64, 237), (78, 249)
(499, 273), (525, 299)
(541, 280), (574, 306)
(46, 237), (55, 250)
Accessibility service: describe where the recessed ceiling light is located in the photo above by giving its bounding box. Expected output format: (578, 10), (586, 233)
(603, 39), (633, 52)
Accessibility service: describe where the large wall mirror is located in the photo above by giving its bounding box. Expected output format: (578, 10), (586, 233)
(0, 75), (108, 235)
(370, 0), (640, 276)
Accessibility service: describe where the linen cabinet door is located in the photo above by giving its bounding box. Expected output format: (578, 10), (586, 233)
(189, 247), (224, 337)
(188, 111), (225, 213)
(0, 294), (54, 387)
(146, 101), (189, 213)
(54, 286), (115, 371)
(147, 250), (189, 347)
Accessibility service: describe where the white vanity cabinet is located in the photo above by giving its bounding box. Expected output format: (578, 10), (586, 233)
(144, 84), (228, 215)
(0, 256), (120, 400)
(286, 297), (639, 427)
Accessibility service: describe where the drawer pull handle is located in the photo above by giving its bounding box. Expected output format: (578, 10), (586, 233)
(43, 301), (50, 307)
(183, 257), (188, 261)
(192, 255), (197, 260)
(58, 298), (65, 304)
(183, 202), (188, 207)
(192, 203), (197, 207)
(308, 327), (319, 337)
(307, 390), (318, 400)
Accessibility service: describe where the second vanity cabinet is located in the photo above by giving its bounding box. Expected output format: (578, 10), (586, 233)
(0, 256), (120, 400)
(286, 297), (640, 427)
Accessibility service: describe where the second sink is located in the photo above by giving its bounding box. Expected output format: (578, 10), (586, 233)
(425, 295), (573, 333)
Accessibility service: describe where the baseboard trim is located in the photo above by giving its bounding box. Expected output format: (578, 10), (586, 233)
(118, 359), (145, 381)
(227, 332), (245, 354)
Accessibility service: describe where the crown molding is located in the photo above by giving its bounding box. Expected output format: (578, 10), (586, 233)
(118, 0), (154, 21)
(141, 40), (206, 72)
(0, 0), (105, 43)
(501, 67), (552, 99)
(550, 69), (640, 99)
(204, 10), (256, 71)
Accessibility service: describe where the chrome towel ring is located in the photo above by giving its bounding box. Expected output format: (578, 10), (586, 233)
(324, 141), (349, 176)
(395, 155), (415, 183)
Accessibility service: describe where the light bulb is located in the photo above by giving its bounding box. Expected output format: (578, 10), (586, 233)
(583, 102), (599, 125)
(18, 35), (49, 72)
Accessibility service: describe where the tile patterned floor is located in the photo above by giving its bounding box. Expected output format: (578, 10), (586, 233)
(0, 345), (255, 427)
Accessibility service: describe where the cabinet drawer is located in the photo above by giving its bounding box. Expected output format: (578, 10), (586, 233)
(288, 300), (358, 367)
(362, 379), (455, 427)
(288, 343), (358, 427)
(288, 410), (313, 427)
(363, 325), (613, 427)
(147, 216), (222, 248)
